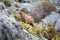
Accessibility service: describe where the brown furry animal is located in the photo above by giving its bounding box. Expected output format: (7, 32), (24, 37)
(17, 8), (34, 27)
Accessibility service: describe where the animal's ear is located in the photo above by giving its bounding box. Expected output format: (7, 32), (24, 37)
(16, 8), (24, 13)
(19, 8), (23, 11)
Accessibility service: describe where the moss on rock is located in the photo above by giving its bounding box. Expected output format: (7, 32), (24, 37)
(20, 21), (43, 38)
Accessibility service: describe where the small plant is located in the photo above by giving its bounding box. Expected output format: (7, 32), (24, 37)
(15, 4), (20, 8)
(55, 10), (60, 13)
(3, 0), (11, 7)
(42, 2), (56, 13)
(41, 23), (57, 40)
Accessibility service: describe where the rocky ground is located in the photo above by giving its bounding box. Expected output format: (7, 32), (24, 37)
(0, 0), (60, 40)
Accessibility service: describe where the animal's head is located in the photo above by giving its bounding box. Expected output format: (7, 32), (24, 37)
(16, 8), (24, 13)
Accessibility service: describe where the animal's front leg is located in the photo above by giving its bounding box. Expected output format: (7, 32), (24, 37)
(32, 23), (34, 27)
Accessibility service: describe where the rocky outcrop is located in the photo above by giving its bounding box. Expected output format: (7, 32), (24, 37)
(55, 18), (60, 32)
(0, 2), (5, 9)
(45, 11), (60, 26)
(0, 10), (47, 40)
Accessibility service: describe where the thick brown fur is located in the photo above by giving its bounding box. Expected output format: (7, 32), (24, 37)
(17, 8), (34, 27)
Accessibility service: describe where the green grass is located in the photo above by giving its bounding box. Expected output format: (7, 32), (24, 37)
(20, 21), (42, 38)
(56, 33), (60, 40)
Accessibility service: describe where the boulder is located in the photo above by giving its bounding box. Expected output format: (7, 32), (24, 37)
(19, 3), (34, 13)
(0, 2), (5, 9)
(55, 18), (60, 32)
(4, 6), (18, 14)
(45, 11), (60, 26)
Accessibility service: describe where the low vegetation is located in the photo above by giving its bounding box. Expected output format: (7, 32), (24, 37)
(55, 10), (60, 13)
(3, 0), (11, 7)
(30, 2), (56, 23)
(42, 2), (56, 13)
